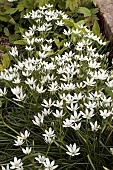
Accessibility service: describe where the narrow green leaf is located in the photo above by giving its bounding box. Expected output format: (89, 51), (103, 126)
(9, 17), (16, 25)
(19, 27), (25, 34)
(92, 0), (96, 6)
(4, 27), (10, 37)
(2, 53), (10, 68)
(58, 47), (66, 55)
(77, 7), (91, 17)
(87, 154), (96, 170)
(54, 38), (61, 49)
(92, 20), (100, 36)
(14, 40), (26, 45)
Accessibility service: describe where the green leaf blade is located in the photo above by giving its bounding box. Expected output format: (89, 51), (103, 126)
(77, 7), (91, 17)
(92, 20), (100, 36)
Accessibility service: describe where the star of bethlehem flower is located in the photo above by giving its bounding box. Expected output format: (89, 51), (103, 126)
(44, 158), (58, 170)
(67, 103), (79, 112)
(25, 45), (34, 51)
(72, 28), (81, 34)
(48, 81), (59, 92)
(44, 62), (55, 71)
(42, 44), (52, 52)
(63, 118), (73, 127)
(35, 38), (44, 43)
(47, 74), (56, 81)
(101, 96), (112, 104)
(60, 73), (72, 82)
(32, 114), (44, 126)
(45, 3), (53, 8)
(10, 157), (23, 170)
(29, 24), (37, 32)
(14, 61), (24, 70)
(42, 127), (55, 138)
(41, 98), (54, 108)
(14, 136), (24, 146)
(45, 16), (53, 22)
(23, 13), (30, 19)
(63, 29), (71, 36)
(11, 86), (22, 96)
(84, 101), (97, 109)
(44, 136), (55, 144)
(64, 42), (71, 47)
(52, 109), (65, 118)
(20, 130), (30, 140)
(46, 39), (53, 43)
(99, 109), (111, 119)
(12, 77), (21, 84)
(90, 121), (100, 131)
(0, 87), (7, 97)
(53, 100), (63, 109)
(1, 164), (10, 170)
(110, 148), (113, 155)
(84, 77), (96, 86)
(39, 51), (48, 58)
(25, 77), (36, 85)
(56, 20), (64, 26)
(71, 122), (81, 130)
(76, 82), (86, 88)
(70, 111), (82, 122)
(76, 41), (84, 51)
(80, 108), (94, 120)
(41, 108), (51, 116)
(88, 91), (101, 101)
(22, 147), (32, 154)
(35, 155), (46, 164)
(97, 69), (108, 80)
(42, 127), (55, 144)
(88, 60), (100, 69)
(1, 72), (15, 81)
(23, 30), (34, 38)
(37, 25), (46, 31)
(30, 10), (38, 19)
(13, 91), (26, 101)
(9, 46), (18, 57)
(66, 143), (80, 156)
(64, 94), (76, 104)
(26, 38), (35, 45)
(74, 92), (83, 101)
(105, 79), (113, 88)
(69, 83), (76, 90)
(36, 84), (46, 93)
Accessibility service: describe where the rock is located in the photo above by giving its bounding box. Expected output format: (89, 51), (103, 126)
(96, 0), (113, 42)
(96, 0), (113, 62)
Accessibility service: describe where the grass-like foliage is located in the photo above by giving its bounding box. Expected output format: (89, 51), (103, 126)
(0, 4), (113, 170)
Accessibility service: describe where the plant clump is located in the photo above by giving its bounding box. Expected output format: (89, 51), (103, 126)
(0, 4), (113, 170)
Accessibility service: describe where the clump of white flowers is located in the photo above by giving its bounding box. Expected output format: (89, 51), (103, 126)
(1, 3), (113, 170)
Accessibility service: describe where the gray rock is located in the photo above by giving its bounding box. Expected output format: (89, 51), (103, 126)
(96, 0), (113, 60)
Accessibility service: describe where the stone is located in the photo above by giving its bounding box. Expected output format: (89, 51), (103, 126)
(96, 0), (113, 62)
(96, 0), (113, 42)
